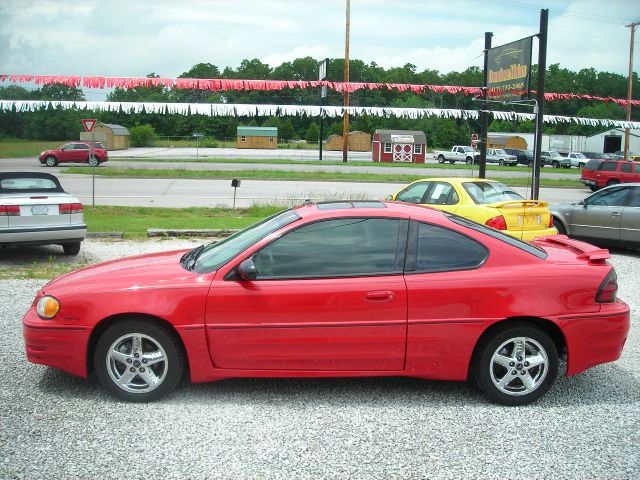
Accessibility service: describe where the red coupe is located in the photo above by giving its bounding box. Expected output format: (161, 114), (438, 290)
(23, 201), (630, 405)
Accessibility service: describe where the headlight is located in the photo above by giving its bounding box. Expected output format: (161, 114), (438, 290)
(37, 296), (60, 319)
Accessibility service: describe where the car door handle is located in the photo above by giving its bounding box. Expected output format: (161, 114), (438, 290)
(611, 212), (621, 217)
(365, 290), (394, 301)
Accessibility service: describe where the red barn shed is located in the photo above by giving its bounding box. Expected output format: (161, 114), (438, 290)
(372, 130), (427, 163)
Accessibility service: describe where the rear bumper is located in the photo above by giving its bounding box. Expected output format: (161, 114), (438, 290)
(558, 301), (630, 376)
(0, 225), (86, 246)
(23, 308), (91, 377)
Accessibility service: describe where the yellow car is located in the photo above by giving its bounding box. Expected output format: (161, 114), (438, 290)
(387, 178), (557, 241)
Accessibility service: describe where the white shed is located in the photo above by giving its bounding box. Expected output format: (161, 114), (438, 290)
(585, 128), (640, 154)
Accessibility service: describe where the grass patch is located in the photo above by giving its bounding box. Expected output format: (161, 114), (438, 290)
(64, 166), (583, 188)
(0, 260), (89, 279)
(85, 204), (284, 238)
(0, 139), (63, 158)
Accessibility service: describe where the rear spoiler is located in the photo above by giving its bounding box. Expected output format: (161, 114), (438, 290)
(487, 200), (549, 208)
(533, 235), (610, 263)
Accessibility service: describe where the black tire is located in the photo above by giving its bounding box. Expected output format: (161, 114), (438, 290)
(88, 155), (100, 167)
(465, 156), (473, 165)
(606, 179), (620, 187)
(449, 159), (455, 164)
(94, 319), (185, 402)
(62, 242), (81, 255)
(498, 159), (504, 166)
(437, 155), (445, 164)
(552, 161), (560, 168)
(45, 156), (57, 167)
(553, 218), (566, 234)
(472, 322), (558, 406)
(578, 162), (585, 169)
(589, 185), (599, 192)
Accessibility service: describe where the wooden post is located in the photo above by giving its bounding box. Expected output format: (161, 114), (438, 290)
(624, 23), (638, 160)
(342, 0), (350, 163)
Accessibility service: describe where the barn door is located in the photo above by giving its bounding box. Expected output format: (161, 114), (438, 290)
(393, 143), (412, 162)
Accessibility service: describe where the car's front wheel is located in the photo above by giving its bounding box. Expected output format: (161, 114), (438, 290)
(45, 156), (57, 167)
(94, 319), (185, 402)
(473, 323), (558, 406)
(437, 155), (445, 164)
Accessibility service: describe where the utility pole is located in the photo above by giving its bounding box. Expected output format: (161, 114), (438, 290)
(342, 0), (350, 163)
(532, 9), (548, 201)
(479, 32), (492, 179)
(624, 22), (638, 161)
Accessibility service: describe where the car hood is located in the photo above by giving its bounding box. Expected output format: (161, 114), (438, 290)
(42, 249), (199, 296)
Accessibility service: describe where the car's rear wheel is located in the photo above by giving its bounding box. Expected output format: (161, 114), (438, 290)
(45, 156), (57, 167)
(88, 155), (100, 167)
(473, 323), (558, 406)
(589, 185), (599, 192)
(94, 319), (184, 402)
(498, 159), (504, 166)
(578, 162), (585, 169)
(62, 242), (81, 255)
(553, 218), (566, 234)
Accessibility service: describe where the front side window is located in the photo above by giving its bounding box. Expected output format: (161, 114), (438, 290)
(409, 222), (488, 273)
(463, 181), (523, 205)
(76, 144), (89, 150)
(396, 182), (430, 204)
(422, 182), (459, 205)
(586, 186), (631, 207)
(252, 218), (406, 279)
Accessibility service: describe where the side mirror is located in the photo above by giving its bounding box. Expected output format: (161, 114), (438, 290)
(237, 258), (257, 281)
(385, 194), (394, 201)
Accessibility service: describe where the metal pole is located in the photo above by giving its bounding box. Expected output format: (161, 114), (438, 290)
(532, 9), (548, 200)
(624, 22), (638, 160)
(479, 32), (492, 179)
(342, 0), (350, 163)
(91, 131), (95, 207)
(319, 99), (324, 161)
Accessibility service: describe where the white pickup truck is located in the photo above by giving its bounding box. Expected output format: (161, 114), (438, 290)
(433, 146), (477, 165)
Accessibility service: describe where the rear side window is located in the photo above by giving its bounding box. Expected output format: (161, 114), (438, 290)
(0, 176), (61, 192)
(620, 163), (632, 173)
(628, 187), (640, 208)
(423, 182), (459, 205)
(407, 222), (488, 273)
(600, 162), (618, 172)
(584, 159), (602, 170)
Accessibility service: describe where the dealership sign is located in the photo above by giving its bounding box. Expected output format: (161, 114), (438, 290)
(487, 37), (533, 101)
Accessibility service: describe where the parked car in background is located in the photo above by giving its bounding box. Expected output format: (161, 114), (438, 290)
(39, 142), (108, 167)
(387, 177), (556, 240)
(486, 148), (518, 166)
(23, 200), (630, 405)
(566, 152), (588, 169)
(433, 145), (477, 165)
(581, 152), (609, 161)
(541, 150), (570, 168)
(551, 183), (640, 249)
(503, 148), (534, 167)
(580, 159), (640, 191)
(0, 172), (86, 255)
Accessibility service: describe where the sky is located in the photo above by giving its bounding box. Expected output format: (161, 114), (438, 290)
(0, 0), (638, 100)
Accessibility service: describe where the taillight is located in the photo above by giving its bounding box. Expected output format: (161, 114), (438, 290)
(59, 203), (83, 214)
(548, 215), (554, 228)
(0, 205), (20, 216)
(596, 269), (618, 303)
(485, 215), (507, 230)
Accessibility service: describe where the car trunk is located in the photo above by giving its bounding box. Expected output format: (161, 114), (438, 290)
(488, 200), (551, 239)
(3, 192), (80, 229)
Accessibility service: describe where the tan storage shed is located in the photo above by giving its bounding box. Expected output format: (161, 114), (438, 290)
(325, 131), (371, 151)
(487, 135), (528, 150)
(80, 123), (130, 150)
(237, 126), (278, 149)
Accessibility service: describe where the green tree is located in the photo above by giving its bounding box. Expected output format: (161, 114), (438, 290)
(305, 122), (320, 142)
(129, 124), (158, 146)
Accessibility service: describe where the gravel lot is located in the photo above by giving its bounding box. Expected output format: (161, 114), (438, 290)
(1, 240), (639, 479)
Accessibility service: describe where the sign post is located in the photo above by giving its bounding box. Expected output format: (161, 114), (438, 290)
(231, 179), (241, 210)
(318, 58), (329, 161)
(82, 119), (97, 206)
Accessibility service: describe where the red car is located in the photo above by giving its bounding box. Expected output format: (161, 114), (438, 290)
(581, 159), (640, 191)
(23, 201), (629, 405)
(39, 142), (109, 167)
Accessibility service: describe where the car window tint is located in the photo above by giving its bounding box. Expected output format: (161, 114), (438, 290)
(587, 186), (631, 207)
(629, 188), (640, 208)
(412, 222), (488, 273)
(620, 163), (632, 173)
(423, 182), (458, 205)
(600, 162), (618, 172)
(462, 181), (523, 204)
(254, 218), (405, 279)
(396, 182), (430, 204)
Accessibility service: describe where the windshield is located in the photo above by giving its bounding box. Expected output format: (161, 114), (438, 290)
(573, 153), (586, 159)
(462, 146), (474, 152)
(494, 149), (507, 155)
(192, 209), (301, 273)
(463, 181), (523, 205)
(549, 151), (561, 157)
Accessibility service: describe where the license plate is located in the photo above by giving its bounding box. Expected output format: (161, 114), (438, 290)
(583, 180), (595, 185)
(31, 205), (49, 215)
(518, 215), (541, 226)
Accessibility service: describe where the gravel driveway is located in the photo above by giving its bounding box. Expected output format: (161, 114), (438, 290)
(1, 241), (639, 479)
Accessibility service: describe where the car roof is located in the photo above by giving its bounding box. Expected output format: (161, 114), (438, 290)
(292, 200), (448, 222)
(0, 171), (65, 194)
(408, 177), (500, 184)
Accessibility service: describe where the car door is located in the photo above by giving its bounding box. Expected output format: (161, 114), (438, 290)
(419, 181), (461, 214)
(569, 186), (631, 242)
(620, 186), (640, 245)
(205, 217), (409, 371)
(394, 181), (431, 204)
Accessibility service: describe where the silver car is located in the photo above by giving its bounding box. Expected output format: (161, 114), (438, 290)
(486, 148), (518, 166)
(0, 172), (86, 255)
(550, 182), (640, 249)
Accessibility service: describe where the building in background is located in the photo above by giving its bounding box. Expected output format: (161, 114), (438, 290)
(585, 128), (640, 154)
(325, 131), (371, 151)
(237, 126), (278, 149)
(372, 130), (427, 163)
(488, 134), (528, 150)
(80, 123), (129, 150)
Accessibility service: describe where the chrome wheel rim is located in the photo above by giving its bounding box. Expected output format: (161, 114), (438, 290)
(46, 157), (55, 166)
(106, 333), (168, 394)
(489, 337), (548, 397)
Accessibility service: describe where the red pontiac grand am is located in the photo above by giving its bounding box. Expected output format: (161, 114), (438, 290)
(23, 201), (630, 405)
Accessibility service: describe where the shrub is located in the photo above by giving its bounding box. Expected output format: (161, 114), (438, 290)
(129, 124), (157, 147)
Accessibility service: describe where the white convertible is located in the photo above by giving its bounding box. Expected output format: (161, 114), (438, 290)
(0, 172), (86, 255)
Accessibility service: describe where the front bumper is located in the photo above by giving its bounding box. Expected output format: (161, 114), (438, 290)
(23, 307), (91, 377)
